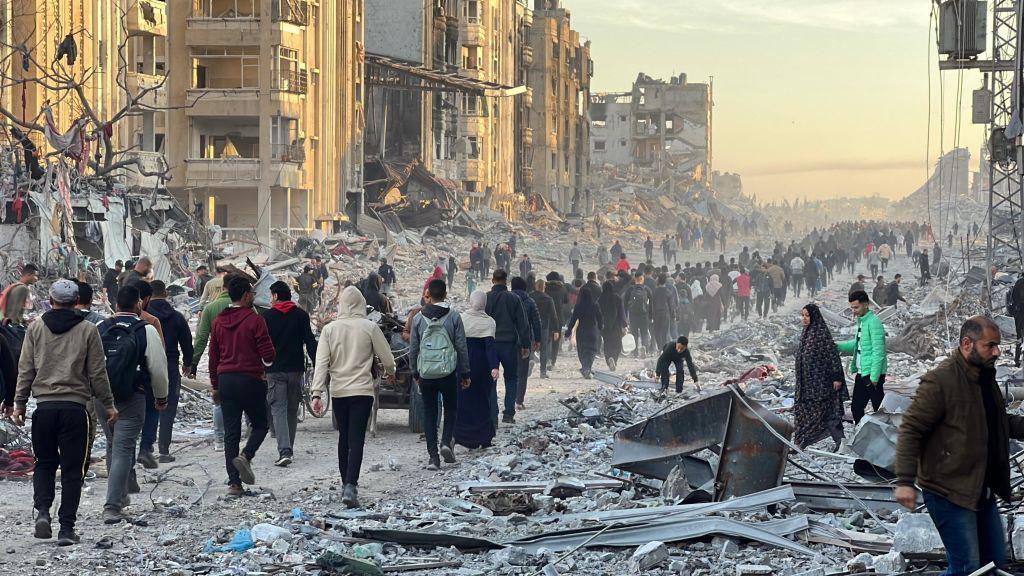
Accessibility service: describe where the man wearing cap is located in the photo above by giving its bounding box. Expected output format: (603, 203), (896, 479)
(13, 279), (118, 546)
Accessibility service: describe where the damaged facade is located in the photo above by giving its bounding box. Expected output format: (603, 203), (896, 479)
(591, 72), (713, 184)
(527, 0), (593, 215)
(165, 0), (365, 249)
(363, 0), (533, 222)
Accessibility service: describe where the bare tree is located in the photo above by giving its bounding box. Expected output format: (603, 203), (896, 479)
(0, 1), (195, 183)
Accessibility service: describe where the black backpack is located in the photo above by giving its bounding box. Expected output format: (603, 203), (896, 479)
(98, 317), (148, 402)
(0, 320), (25, 370)
(626, 285), (650, 318)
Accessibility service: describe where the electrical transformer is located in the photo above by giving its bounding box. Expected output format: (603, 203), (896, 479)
(938, 0), (988, 59)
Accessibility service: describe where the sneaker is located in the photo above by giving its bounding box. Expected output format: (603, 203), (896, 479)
(137, 450), (158, 470)
(274, 454), (292, 467)
(515, 402), (525, 411)
(440, 444), (456, 464)
(128, 474), (141, 494)
(33, 509), (51, 539)
(540, 372), (549, 379)
(214, 439), (225, 452)
(426, 455), (441, 471)
(103, 507), (126, 525)
(501, 415), (515, 424)
(226, 484), (245, 498)
(233, 454), (256, 485)
(342, 484), (360, 509)
(158, 453), (176, 464)
(56, 528), (80, 546)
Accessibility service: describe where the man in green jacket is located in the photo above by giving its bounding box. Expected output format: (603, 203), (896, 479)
(188, 275), (236, 451)
(894, 316), (1024, 574)
(836, 290), (886, 423)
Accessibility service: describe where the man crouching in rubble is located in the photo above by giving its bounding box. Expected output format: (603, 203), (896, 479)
(655, 336), (699, 393)
(895, 316), (1024, 575)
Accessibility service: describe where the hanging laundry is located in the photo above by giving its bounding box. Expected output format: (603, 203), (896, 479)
(43, 106), (87, 159)
(54, 34), (77, 66)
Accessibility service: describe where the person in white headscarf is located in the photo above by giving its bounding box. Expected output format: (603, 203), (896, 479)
(455, 290), (499, 449)
(705, 274), (723, 332)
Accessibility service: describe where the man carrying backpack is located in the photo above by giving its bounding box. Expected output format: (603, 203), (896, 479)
(98, 285), (168, 525)
(13, 280), (114, 545)
(409, 279), (470, 469)
(209, 277), (276, 496)
(624, 270), (654, 357)
(485, 269), (530, 424)
(262, 281), (317, 467)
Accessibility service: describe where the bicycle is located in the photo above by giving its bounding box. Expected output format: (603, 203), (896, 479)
(299, 356), (328, 420)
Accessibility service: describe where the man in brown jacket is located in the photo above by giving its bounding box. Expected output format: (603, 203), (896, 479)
(895, 316), (1024, 575)
(13, 279), (118, 546)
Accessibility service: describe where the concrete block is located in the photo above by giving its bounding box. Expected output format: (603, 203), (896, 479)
(893, 513), (944, 557)
(872, 551), (907, 575)
(630, 541), (669, 573)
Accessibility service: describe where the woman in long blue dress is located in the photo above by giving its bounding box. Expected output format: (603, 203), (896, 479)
(455, 290), (499, 449)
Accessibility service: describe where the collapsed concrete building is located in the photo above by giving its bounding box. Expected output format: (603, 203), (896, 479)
(591, 72), (713, 185)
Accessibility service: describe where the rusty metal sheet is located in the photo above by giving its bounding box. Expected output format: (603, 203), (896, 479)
(611, 388), (792, 500)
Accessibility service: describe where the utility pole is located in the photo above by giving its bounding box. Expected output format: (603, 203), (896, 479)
(938, 0), (1024, 309)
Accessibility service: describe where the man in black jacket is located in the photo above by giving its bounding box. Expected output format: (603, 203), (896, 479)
(530, 279), (559, 379)
(262, 281), (317, 466)
(142, 281), (194, 463)
(624, 271), (653, 357)
(544, 272), (570, 367)
(378, 258), (397, 295)
(486, 269), (530, 424)
(511, 277), (541, 410)
(656, 336), (699, 393)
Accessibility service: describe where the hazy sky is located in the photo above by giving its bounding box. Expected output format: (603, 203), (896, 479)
(572, 0), (984, 202)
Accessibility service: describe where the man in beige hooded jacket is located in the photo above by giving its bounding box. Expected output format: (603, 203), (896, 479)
(311, 287), (395, 508)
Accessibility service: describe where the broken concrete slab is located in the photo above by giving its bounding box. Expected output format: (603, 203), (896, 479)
(629, 541), (668, 572)
(893, 513), (945, 559)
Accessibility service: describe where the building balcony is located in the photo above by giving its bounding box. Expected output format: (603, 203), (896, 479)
(458, 114), (485, 134)
(460, 67), (485, 81)
(272, 69), (308, 95)
(463, 158), (483, 180)
(461, 19), (485, 46)
(126, 72), (168, 108)
(127, 0), (167, 37)
(186, 16), (260, 46)
(272, 0), (309, 26)
(185, 88), (260, 116)
(271, 143), (305, 164)
(120, 151), (168, 189)
(270, 159), (303, 189)
(186, 158), (260, 187)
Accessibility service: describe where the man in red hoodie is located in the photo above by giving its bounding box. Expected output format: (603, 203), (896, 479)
(209, 277), (276, 496)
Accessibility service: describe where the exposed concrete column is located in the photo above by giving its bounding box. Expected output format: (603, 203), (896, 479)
(257, 0), (273, 253)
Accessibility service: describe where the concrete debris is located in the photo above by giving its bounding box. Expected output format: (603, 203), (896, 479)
(893, 513), (946, 558)
(872, 550), (907, 574)
(629, 541), (669, 572)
